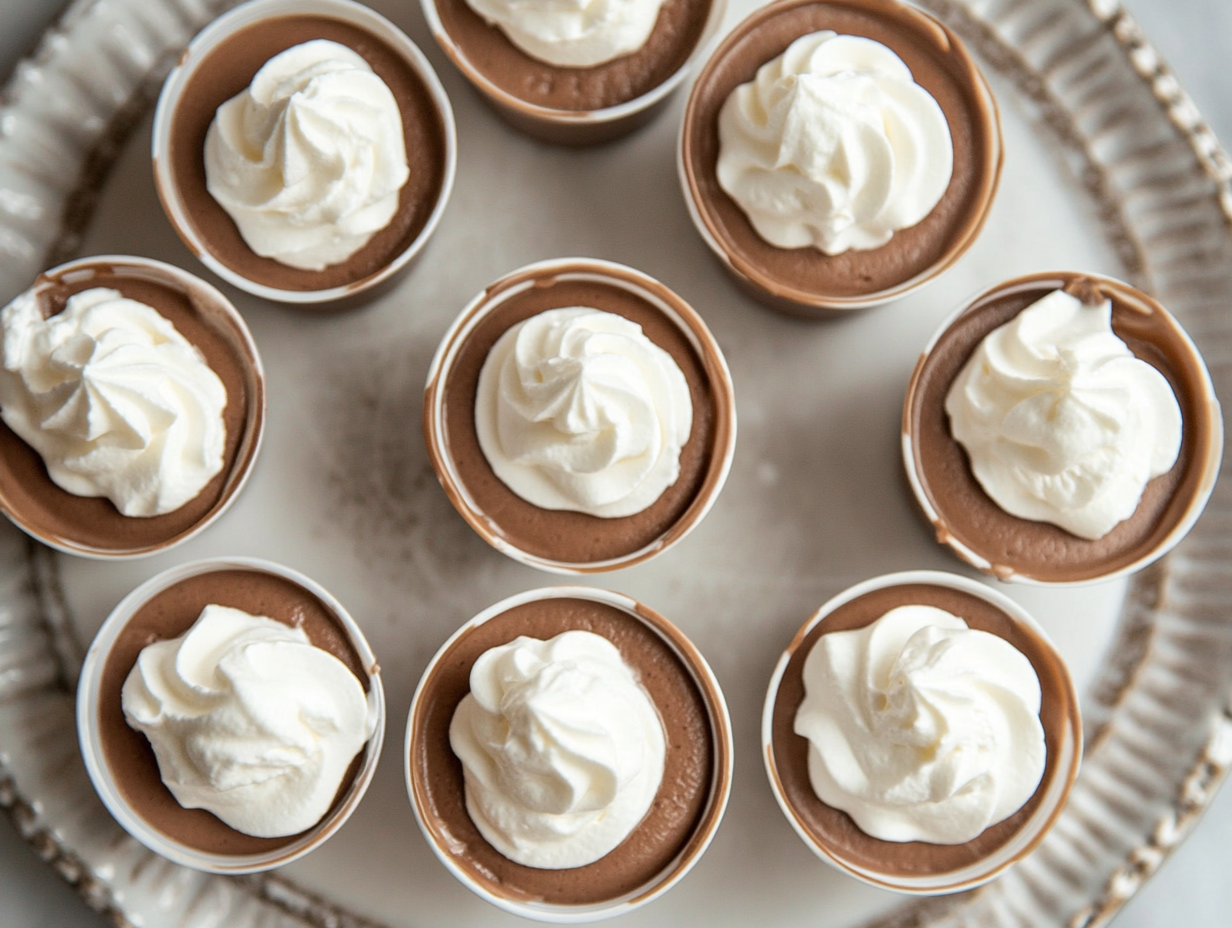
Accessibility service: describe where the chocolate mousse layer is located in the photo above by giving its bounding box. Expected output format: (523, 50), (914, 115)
(681, 0), (1000, 305)
(410, 595), (717, 905)
(438, 272), (721, 564)
(433, 0), (711, 112)
(0, 263), (262, 555)
(98, 568), (369, 857)
(164, 15), (448, 292)
(769, 582), (1078, 879)
(906, 274), (1215, 583)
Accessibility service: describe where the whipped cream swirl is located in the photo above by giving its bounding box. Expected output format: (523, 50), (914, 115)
(717, 31), (953, 255)
(0, 287), (227, 517)
(204, 40), (410, 271)
(449, 631), (666, 868)
(795, 605), (1045, 844)
(945, 289), (1183, 540)
(122, 604), (376, 838)
(475, 307), (692, 518)
(464, 0), (665, 68)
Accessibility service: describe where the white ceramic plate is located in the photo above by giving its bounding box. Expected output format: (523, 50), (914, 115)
(1, 1), (1230, 926)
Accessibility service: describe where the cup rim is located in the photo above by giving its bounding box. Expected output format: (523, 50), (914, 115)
(151, 0), (458, 305)
(419, 0), (728, 127)
(677, 0), (1004, 312)
(0, 255), (267, 559)
(760, 569), (1083, 894)
(404, 584), (734, 922)
(901, 270), (1225, 586)
(75, 556), (386, 874)
(422, 256), (738, 574)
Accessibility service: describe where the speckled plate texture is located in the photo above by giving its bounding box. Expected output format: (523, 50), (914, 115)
(1, 1), (1231, 927)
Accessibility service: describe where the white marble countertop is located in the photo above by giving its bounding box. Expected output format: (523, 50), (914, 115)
(1, 0), (1230, 925)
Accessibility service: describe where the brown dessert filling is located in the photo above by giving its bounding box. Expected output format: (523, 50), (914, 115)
(683, 0), (998, 298)
(0, 266), (257, 553)
(97, 568), (369, 857)
(440, 276), (717, 563)
(770, 583), (1076, 878)
(165, 15), (447, 291)
(410, 596), (715, 904)
(908, 278), (1210, 582)
(434, 0), (712, 112)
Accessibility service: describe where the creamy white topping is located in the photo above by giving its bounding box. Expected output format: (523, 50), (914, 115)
(204, 39), (410, 271)
(122, 604), (376, 838)
(0, 287), (227, 517)
(716, 31), (953, 255)
(449, 631), (666, 868)
(464, 0), (665, 68)
(475, 307), (692, 518)
(794, 604), (1045, 844)
(945, 289), (1183, 540)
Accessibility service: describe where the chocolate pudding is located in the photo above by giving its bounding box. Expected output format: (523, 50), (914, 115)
(680, 0), (1002, 314)
(408, 592), (730, 907)
(904, 273), (1222, 584)
(159, 13), (449, 294)
(0, 259), (264, 557)
(431, 0), (710, 111)
(426, 260), (736, 570)
(767, 578), (1080, 886)
(97, 567), (370, 857)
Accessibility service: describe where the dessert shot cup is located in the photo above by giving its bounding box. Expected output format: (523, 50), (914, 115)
(903, 271), (1224, 585)
(762, 569), (1082, 894)
(421, 0), (727, 144)
(152, 0), (457, 307)
(405, 585), (733, 922)
(77, 557), (386, 874)
(678, 0), (1002, 316)
(0, 256), (265, 559)
(423, 257), (737, 574)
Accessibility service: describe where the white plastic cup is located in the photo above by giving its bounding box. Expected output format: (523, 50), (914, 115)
(423, 257), (737, 574)
(0, 255), (265, 558)
(677, 0), (1002, 315)
(77, 557), (386, 873)
(762, 569), (1082, 894)
(152, 0), (457, 306)
(420, 0), (726, 145)
(902, 271), (1224, 585)
(406, 585), (733, 921)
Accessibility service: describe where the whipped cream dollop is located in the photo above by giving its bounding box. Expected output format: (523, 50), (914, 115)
(122, 604), (376, 838)
(795, 604), (1045, 844)
(0, 287), (227, 517)
(449, 630), (666, 868)
(464, 0), (665, 68)
(475, 307), (692, 518)
(717, 31), (953, 255)
(204, 39), (410, 271)
(945, 288), (1183, 540)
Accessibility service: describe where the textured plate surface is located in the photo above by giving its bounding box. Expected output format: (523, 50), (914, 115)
(1, 0), (1230, 926)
